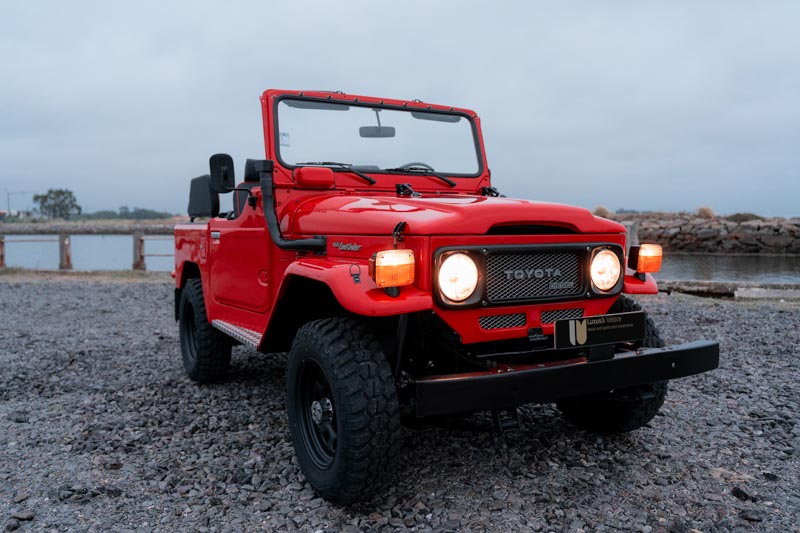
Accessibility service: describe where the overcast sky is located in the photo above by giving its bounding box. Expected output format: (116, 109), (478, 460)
(1, 1), (798, 217)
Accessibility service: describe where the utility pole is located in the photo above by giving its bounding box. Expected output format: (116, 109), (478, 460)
(5, 191), (33, 213)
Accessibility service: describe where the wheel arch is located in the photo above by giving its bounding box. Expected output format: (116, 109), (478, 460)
(262, 274), (348, 352)
(262, 260), (433, 352)
(174, 261), (202, 321)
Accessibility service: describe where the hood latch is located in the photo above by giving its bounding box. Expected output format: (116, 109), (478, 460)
(392, 221), (408, 247)
(396, 183), (421, 197)
(481, 186), (505, 197)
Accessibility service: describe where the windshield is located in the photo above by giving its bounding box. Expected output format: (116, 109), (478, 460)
(275, 98), (481, 176)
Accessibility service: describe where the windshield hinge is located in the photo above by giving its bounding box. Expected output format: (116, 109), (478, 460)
(481, 186), (505, 197)
(396, 183), (421, 198)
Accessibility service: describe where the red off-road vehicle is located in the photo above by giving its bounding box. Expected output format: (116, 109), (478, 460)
(174, 89), (719, 504)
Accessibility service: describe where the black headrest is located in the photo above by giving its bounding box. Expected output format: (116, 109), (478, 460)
(244, 159), (259, 183)
(244, 159), (275, 182)
(188, 175), (220, 219)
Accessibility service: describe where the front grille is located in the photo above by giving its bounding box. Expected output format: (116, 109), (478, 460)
(479, 313), (527, 330)
(541, 308), (584, 323)
(486, 251), (583, 303)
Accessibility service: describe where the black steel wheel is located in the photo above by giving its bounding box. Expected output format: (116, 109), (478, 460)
(295, 358), (338, 469)
(556, 295), (669, 433)
(178, 278), (231, 383)
(286, 317), (401, 504)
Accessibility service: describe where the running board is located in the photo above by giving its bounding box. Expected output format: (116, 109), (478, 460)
(212, 320), (261, 350)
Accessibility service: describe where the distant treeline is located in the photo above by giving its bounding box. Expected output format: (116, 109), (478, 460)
(76, 207), (175, 221)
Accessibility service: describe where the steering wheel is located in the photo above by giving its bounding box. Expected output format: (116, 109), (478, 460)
(397, 162), (435, 171)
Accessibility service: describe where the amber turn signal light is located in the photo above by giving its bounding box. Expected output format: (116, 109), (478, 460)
(628, 244), (662, 273)
(368, 249), (415, 288)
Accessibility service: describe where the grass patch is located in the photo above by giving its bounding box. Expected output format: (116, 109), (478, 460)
(726, 212), (764, 223)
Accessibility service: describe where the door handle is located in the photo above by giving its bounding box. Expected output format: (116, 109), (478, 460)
(211, 231), (221, 240)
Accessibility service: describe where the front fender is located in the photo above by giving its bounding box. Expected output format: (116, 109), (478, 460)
(623, 268), (659, 294)
(282, 258), (433, 316)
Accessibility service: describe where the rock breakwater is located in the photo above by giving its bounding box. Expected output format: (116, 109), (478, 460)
(617, 214), (800, 254)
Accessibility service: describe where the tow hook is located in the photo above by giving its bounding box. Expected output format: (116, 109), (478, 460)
(636, 385), (657, 403)
(491, 408), (520, 433)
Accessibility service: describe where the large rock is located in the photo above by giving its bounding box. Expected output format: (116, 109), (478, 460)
(696, 228), (719, 240)
(734, 233), (759, 246)
(760, 234), (794, 250)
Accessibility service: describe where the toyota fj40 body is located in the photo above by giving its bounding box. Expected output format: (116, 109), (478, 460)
(174, 89), (720, 504)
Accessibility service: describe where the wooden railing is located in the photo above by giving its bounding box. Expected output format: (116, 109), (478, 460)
(0, 223), (174, 271)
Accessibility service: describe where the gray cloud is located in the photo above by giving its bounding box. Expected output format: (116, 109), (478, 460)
(1, 1), (798, 216)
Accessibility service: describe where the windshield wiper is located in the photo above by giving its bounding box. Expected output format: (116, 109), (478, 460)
(383, 166), (457, 187)
(295, 161), (376, 185)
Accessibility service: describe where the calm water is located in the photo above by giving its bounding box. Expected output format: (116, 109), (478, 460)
(655, 254), (800, 284)
(4, 236), (800, 283)
(4, 235), (174, 272)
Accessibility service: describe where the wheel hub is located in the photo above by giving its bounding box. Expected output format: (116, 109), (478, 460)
(310, 397), (333, 425)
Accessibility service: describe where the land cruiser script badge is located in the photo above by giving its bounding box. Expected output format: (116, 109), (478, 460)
(502, 268), (575, 290)
(333, 242), (362, 252)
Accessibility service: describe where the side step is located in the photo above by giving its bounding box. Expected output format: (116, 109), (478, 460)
(212, 320), (261, 350)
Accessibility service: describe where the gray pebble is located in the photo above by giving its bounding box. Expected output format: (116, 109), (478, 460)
(0, 280), (798, 531)
(9, 510), (32, 522)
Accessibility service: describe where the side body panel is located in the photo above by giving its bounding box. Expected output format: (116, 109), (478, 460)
(208, 206), (271, 313)
(174, 223), (207, 286)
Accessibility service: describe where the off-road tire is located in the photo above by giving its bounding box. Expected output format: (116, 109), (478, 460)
(179, 278), (231, 383)
(556, 295), (669, 433)
(287, 317), (401, 505)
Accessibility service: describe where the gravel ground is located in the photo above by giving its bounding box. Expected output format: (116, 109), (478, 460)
(1, 275), (798, 532)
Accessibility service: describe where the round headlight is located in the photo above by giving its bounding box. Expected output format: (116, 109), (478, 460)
(590, 249), (621, 291)
(438, 253), (479, 302)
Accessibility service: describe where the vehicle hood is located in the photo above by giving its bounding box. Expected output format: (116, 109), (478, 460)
(290, 194), (625, 236)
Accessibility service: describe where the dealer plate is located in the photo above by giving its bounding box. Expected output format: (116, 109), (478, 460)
(554, 311), (646, 349)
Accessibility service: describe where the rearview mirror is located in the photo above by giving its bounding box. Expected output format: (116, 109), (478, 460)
(209, 153), (235, 193)
(359, 126), (396, 138)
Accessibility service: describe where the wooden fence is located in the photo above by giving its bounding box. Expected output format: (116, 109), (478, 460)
(0, 224), (174, 271)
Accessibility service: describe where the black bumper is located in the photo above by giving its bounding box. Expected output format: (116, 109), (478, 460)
(414, 340), (720, 417)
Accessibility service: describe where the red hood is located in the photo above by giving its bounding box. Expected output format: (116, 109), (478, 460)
(290, 194), (624, 236)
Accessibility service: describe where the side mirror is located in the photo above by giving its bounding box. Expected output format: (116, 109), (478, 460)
(294, 166), (335, 189)
(209, 153), (235, 193)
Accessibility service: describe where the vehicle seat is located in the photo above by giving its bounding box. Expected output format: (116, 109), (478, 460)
(233, 159), (260, 217)
(188, 175), (219, 220)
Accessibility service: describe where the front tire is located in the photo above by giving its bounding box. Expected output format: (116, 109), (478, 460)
(179, 278), (232, 383)
(556, 295), (669, 433)
(287, 317), (401, 505)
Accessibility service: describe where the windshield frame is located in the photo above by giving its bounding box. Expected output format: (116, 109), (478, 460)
(272, 95), (485, 179)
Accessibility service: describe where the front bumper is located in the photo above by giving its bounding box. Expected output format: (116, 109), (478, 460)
(414, 340), (719, 417)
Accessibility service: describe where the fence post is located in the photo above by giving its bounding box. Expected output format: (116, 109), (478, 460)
(0, 235), (5, 268)
(133, 232), (146, 271)
(59, 233), (72, 270)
